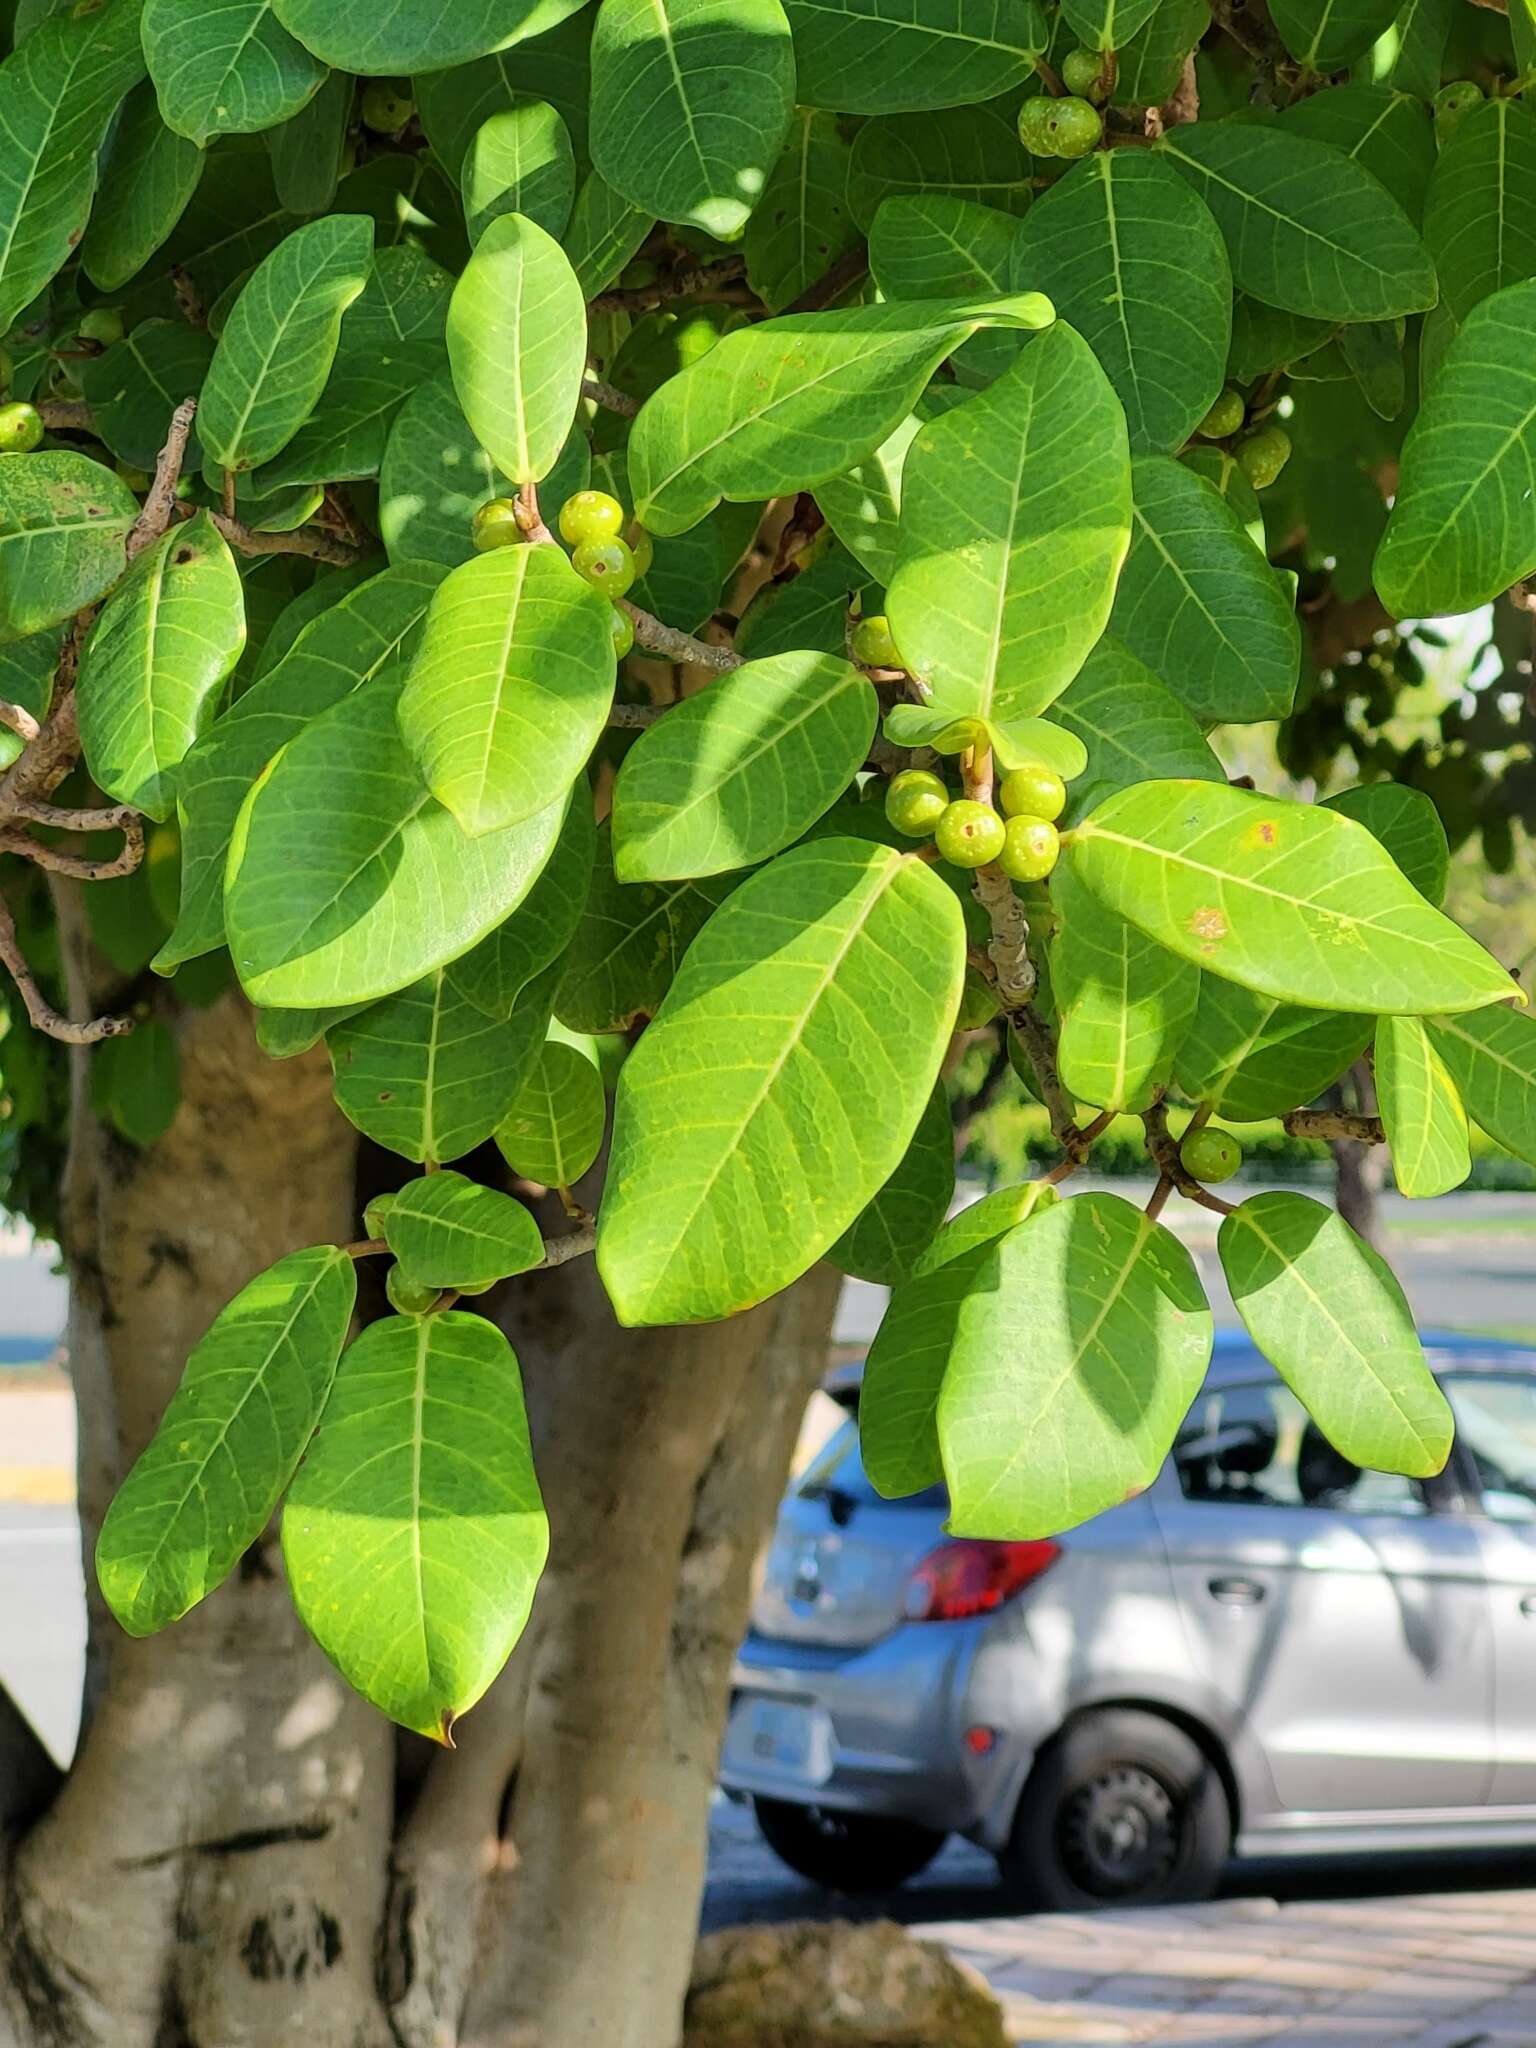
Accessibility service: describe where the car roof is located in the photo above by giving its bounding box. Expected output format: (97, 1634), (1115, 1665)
(826, 1327), (1536, 1403)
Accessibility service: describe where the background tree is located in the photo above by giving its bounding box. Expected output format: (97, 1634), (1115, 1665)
(3, 0), (1536, 2040)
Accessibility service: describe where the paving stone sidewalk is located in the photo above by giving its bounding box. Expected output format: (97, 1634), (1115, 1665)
(923, 1888), (1536, 2047)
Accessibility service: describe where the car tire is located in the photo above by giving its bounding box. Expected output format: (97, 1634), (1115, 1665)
(752, 1796), (948, 1893)
(1000, 1708), (1231, 1912)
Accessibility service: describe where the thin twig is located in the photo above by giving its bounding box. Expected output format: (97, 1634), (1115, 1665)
(0, 702), (41, 746)
(514, 482), (554, 545)
(1284, 1108), (1385, 1145)
(342, 1238), (388, 1259)
(583, 374), (640, 418)
(782, 244), (871, 316)
(1142, 1098), (1238, 1216)
(620, 601), (743, 671)
(207, 509), (376, 568)
(0, 890), (132, 1044)
(537, 1220), (597, 1269)
(36, 401), (92, 432)
(590, 256), (752, 314)
(608, 702), (662, 728)
(128, 398), (196, 561)
(0, 820), (144, 881)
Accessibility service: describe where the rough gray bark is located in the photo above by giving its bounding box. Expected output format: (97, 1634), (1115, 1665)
(1, 932), (842, 2048)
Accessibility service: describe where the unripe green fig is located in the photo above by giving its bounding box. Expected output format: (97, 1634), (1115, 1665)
(1434, 80), (1482, 139)
(999, 763), (1066, 824)
(0, 401), (44, 454)
(851, 613), (904, 668)
(472, 495), (522, 550)
(998, 814), (1059, 882)
(361, 79), (415, 134)
(77, 306), (124, 347)
(1196, 386), (1246, 439)
(1018, 95), (1058, 156)
(559, 489), (626, 545)
(1180, 1127), (1241, 1184)
(885, 767), (950, 837)
(1236, 424), (1291, 489)
(363, 1193), (396, 1239)
(1060, 47), (1107, 99)
(935, 799), (1006, 867)
(572, 535), (637, 597)
(610, 605), (636, 658)
(386, 1263), (439, 1315)
(626, 525), (654, 579)
(1041, 96), (1103, 158)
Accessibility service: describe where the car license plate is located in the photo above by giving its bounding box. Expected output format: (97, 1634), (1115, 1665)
(725, 1696), (831, 1783)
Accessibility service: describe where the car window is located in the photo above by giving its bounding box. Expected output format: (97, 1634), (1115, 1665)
(797, 1417), (948, 1511)
(1173, 1380), (1424, 1517)
(1441, 1373), (1536, 1522)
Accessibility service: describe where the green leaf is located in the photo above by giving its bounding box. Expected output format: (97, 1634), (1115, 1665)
(158, 561), (444, 971)
(1052, 859), (1198, 1115)
(0, 632), (56, 772)
(1426, 1005), (1536, 1167)
(413, 15), (594, 182)
(81, 80), (203, 293)
(1321, 782), (1448, 905)
(96, 1245), (356, 1637)
(266, 68), (353, 214)
(1011, 153), (1230, 456)
(273, 0), (580, 72)
(588, 0), (795, 239)
(329, 964), (547, 1162)
(744, 110), (859, 314)
(79, 322), (216, 474)
(143, 0), (327, 148)
(225, 674), (568, 1007)
(555, 820), (738, 1031)
(830, 1084), (953, 1287)
(1376, 1013), (1470, 1199)
(611, 652), (876, 882)
(1062, 0), (1160, 46)
(1269, 0), (1397, 69)
(379, 369), (513, 568)
(1380, 0), (1451, 99)
(848, 103), (1036, 227)
(0, 453), (138, 645)
(1067, 778), (1514, 1016)
(886, 326), (1131, 729)
(1112, 0), (1209, 105)
(1174, 980), (1370, 1121)
(382, 1170), (546, 1290)
(1227, 296), (1331, 383)
(598, 838), (964, 1324)
(199, 215), (374, 476)
(938, 1192), (1213, 1538)
(1218, 1190), (1452, 1476)
(0, 0), (148, 334)
(448, 797), (594, 1017)
(1279, 83), (1434, 227)
(870, 193), (1014, 301)
(783, 0), (1046, 112)
(90, 1017), (181, 1148)
(76, 514), (245, 821)
(1108, 455), (1300, 725)
(859, 1181), (1059, 1497)
(462, 101), (576, 243)
(1423, 98), (1536, 325)
(628, 291), (1053, 535)
(1374, 279), (1536, 619)
(496, 1036), (606, 1187)
(1051, 635), (1224, 826)
(256, 999), (373, 1059)
(447, 211), (586, 485)
(813, 415), (920, 586)
(397, 543), (613, 838)
(1156, 122), (1437, 323)
(565, 172), (654, 297)
(283, 1311), (548, 1744)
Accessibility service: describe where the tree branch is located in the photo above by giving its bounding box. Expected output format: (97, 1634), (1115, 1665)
(207, 509), (377, 568)
(0, 888), (132, 1042)
(620, 601), (742, 671)
(583, 374), (639, 418)
(36, 399), (92, 432)
(782, 243), (871, 316)
(1142, 1098), (1238, 1215)
(537, 1220), (597, 1269)
(589, 256), (753, 314)
(0, 699), (41, 746)
(128, 397), (197, 560)
(971, 865), (1036, 1008)
(1284, 1108), (1385, 1144)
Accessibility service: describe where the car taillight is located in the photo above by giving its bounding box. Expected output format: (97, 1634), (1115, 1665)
(902, 1538), (1060, 1622)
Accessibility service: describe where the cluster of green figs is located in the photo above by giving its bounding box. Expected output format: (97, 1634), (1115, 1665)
(472, 487), (649, 656)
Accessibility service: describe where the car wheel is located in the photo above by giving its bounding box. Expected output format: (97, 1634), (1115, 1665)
(752, 1796), (948, 1893)
(1001, 1708), (1230, 1912)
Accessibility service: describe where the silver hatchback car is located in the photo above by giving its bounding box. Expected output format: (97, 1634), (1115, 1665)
(721, 1330), (1536, 1911)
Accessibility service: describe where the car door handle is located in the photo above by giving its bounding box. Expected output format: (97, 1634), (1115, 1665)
(1208, 1575), (1266, 1605)
(1519, 1594), (1536, 1618)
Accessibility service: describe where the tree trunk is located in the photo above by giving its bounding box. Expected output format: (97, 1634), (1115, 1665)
(1331, 1061), (1386, 1253)
(1, 947), (841, 2048)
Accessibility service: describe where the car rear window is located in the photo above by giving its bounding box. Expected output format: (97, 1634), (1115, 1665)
(796, 1417), (948, 1511)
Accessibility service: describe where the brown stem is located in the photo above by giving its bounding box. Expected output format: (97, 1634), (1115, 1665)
(590, 257), (752, 314)
(515, 481), (554, 545)
(972, 864), (1036, 1009)
(608, 702), (662, 728)
(1285, 1108), (1385, 1145)
(128, 397), (197, 561)
(1142, 1098), (1239, 1216)
(782, 243), (871, 315)
(207, 509), (377, 567)
(583, 374), (640, 418)
(0, 699), (42, 745)
(1145, 1174), (1173, 1222)
(620, 601), (743, 672)
(0, 888), (132, 1043)
(342, 1237), (389, 1259)
(37, 399), (93, 431)
(0, 818), (145, 881)
(537, 1220), (598, 1269)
